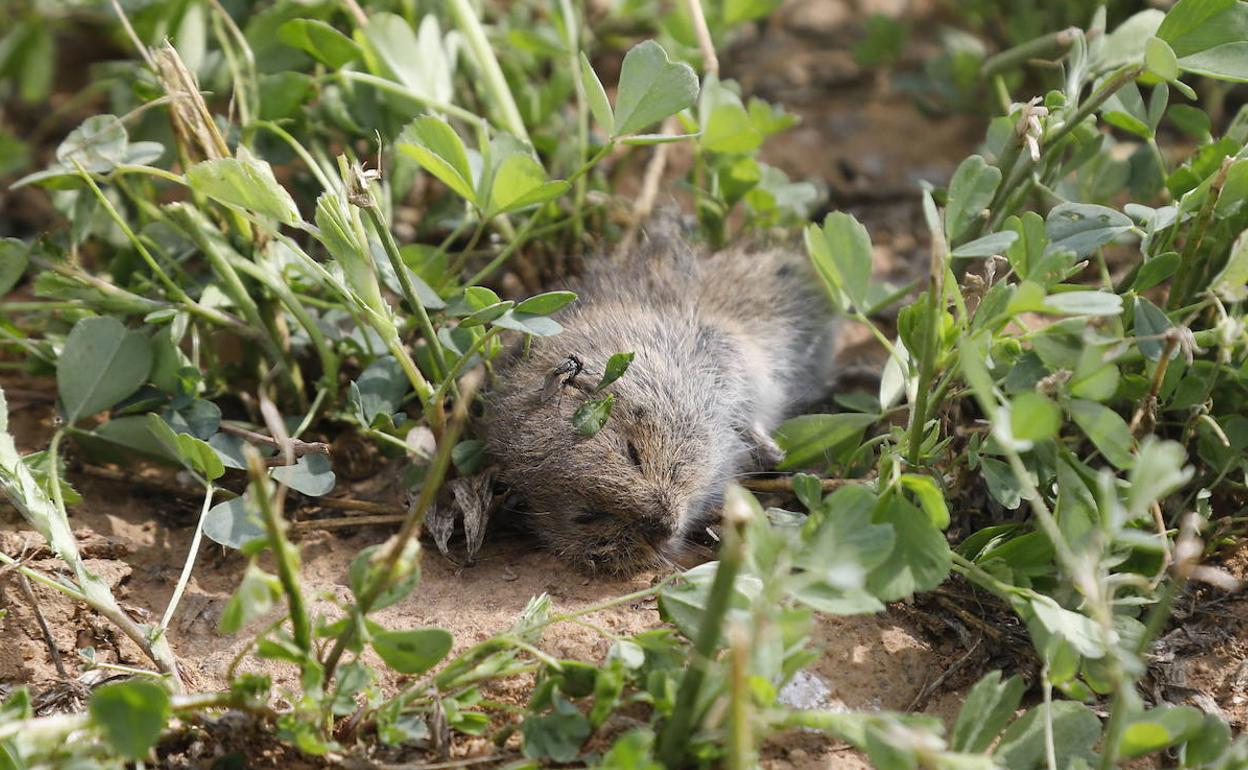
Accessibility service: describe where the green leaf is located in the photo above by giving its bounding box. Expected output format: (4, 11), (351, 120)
(572, 394), (615, 436)
(774, 413), (876, 471)
(144, 414), (224, 481)
(898, 474), (950, 529)
(0, 238), (30, 296)
(352, 355), (410, 427)
(1145, 37), (1180, 80)
(459, 301), (514, 328)
(945, 155), (1001, 243)
(522, 694), (592, 762)
(89, 680), (171, 760)
(1010, 392), (1061, 441)
(371, 628), (453, 674)
(1210, 228), (1248, 301)
(487, 154), (569, 216)
(185, 149), (300, 224)
(203, 496), (265, 549)
(1045, 202), (1134, 256)
(1069, 399), (1135, 469)
(1029, 595), (1104, 658)
(701, 101), (762, 154)
(515, 291), (577, 315)
(397, 117), (477, 204)
(270, 453), (336, 496)
(218, 563), (281, 632)
(980, 457), (1023, 509)
(1041, 290), (1124, 317)
(805, 212), (873, 312)
(277, 19), (362, 68)
(492, 310), (564, 336)
(951, 671), (1025, 752)
(579, 52), (614, 135)
(995, 701), (1100, 770)
(865, 495), (951, 601)
(1134, 251), (1181, 291)
(1157, 0), (1236, 44)
(349, 543), (421, 611)
(1133, 296), (1176, 361)
(362, 13), (454, 102)
(612, 40), (699, 136)
(1127, 438), (1193, 518)
(599, 729), (662, 770)
(659, 560), (762, 640)
(57, 316), (153, 424)
(595, 352), (634, 392)
(1119, 706), (1206, 758)
(951, 230), (1018, 258)
(57, 115), (128, 173)
(792, 486), (893, 615)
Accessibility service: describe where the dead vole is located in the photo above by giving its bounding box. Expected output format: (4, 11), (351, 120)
(485, 229), (837, 575)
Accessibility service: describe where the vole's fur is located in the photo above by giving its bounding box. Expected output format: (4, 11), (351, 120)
(485, 227), (837, 575)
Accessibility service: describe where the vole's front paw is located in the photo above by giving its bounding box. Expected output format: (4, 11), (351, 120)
(748, 422), (785, 468)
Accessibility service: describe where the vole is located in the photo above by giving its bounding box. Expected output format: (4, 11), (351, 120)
(485, 227), (837, 575)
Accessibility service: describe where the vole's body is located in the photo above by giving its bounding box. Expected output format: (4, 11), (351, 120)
(486, 231), (836, 574)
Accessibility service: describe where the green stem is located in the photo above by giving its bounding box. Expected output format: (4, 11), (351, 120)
(906, 236), (947, 466)
(159, 484), (215, 634)
(657, 504), (748, 767)
(168, 205), (306, 406)
(980, 27), (1080, 79)
(247, 449), (312, 653)
(1169, 157), (1232, 310)
(335, 71), (487, 130)
(228, 255), (340, 399)
(363, 202), (447, 380)
(74, 163), (186, 301)
(557, 0), (589, 241)
(253, 120), (335, 192)
(446, 0), (529, 142)
(430, 328), (500, 405)
(989, 64), (1144, 232)
(321, 380), (471, 684)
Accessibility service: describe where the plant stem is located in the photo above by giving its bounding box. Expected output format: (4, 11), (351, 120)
(168, 204), (307, 406)
(989, 64), (1144, 232)
(159, 484), (215, 634)
(981, 27), (1080, 79)
(1169, 157), (1233, 309)
(657, 492), (749, 767)
(430, 328), (500, 405)
(446, 0), (529, 142)
(335, 71), (488, 130)
(246, 447), (312, 653)
(467, 214), (541, 286)
(321, 374), (478, 684)
(906, 234), (946, 466)
(253, 120), (335, 192)
(557, 0), (589, 242)
(363, 202), (447, 380)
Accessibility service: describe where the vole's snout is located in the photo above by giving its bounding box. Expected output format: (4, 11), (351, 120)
(637, 513), (676, 544)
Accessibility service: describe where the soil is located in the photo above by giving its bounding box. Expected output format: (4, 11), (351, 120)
(2, 1), (1246, 768)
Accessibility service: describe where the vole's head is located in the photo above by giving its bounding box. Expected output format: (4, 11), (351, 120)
(486, 348), (741, 575)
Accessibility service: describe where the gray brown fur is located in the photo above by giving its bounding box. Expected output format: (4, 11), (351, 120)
(485, 229), (837, 574)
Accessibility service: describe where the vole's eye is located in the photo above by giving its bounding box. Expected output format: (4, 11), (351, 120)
(575, 510), (608, 525)
(626, 441), (643, 468)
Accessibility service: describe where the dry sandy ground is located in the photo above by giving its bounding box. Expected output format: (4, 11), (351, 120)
(4, 1), (1247, 768)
